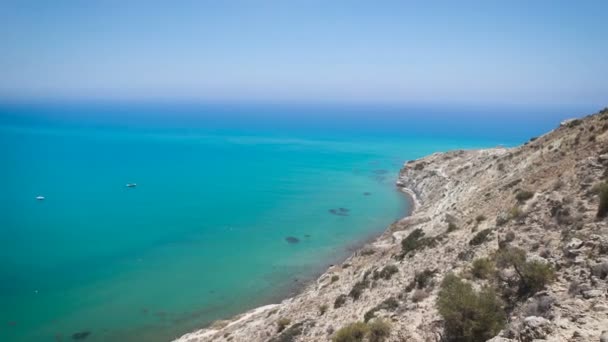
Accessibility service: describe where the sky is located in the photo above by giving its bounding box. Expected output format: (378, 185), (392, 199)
(0, 1), (607, 106)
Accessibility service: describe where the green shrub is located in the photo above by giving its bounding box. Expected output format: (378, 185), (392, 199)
(277, 317), (291, 333)
(374, 265), (399, 280)
(334, 294), (347, 308)
(363, 297), (399, 322)
(414, 269), (436, 289)
(319, 304), (328, 316)
(333, 322), (369, 342)
(471, 258), (495, 279)
(516, 190), (534, 203)
(469, 229), (492, 246)
(447, 222), (459, 233)
(520, 261), (555, 295)
(496, 247), (555, 296)
(437, 274), (506, 342)
(349, 279), (369, 300)
(598, 182), (608, 218)
(331, 275), (340, 283)
(367, 319), (391, 342)
(475, 215), (486, 223)
(401, 228), (425, 255)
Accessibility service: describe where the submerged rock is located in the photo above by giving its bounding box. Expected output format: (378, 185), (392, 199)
(363, 192), (372, 196)
(328, 208), (349, 216)
(285, 236), (300, 244)
(72, 331), (91, 340)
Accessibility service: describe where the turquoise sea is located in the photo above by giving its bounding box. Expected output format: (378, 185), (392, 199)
(0, 103), (587, 341)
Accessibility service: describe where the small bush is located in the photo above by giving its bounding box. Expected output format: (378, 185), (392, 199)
(367, 319), (391, 342)
(516, 190), (534, 203)
(349, 280), (369, 300)
(401, 228), (425, 255)
(598, 182), (608, 218)
(334, 294), (347, 309)
(475, 215), (486, 223)
(520, 261), (555, 295)
(509, 206), (524, 220)
(471, 258), (495, 280)
(437, 274), (506, 342)
(469, 229), (492, 246)
(364, 297), (399, 322)
(374, 265), (399, 280)
(505, 231), (516, 243)
(277, 318), (291, 333)
(319, 304), (328, 316)
(331, 275), (340, 283)
(332, 322), (369, 342)
(447, 222), (459, 233)
(496, 247), (555, 296)
(414, 269), (436, 289)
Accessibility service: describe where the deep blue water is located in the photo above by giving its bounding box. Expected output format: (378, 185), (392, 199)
(0, 102), (591, 341)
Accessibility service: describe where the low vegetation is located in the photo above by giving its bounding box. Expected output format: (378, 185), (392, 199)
(447, 222), (459, 233)
(333, 320), (391, 342)
(471, 258), (495, 279)
(515, 190), (534, 203)
(334, 294), (347, 309)
(349, 280), (369, 300)
(373, 265), (399, 280)
(332, 322), (369, 342)
(437, 274), (505, 342)
(363, 297), (399, 322)
(469, 229), (492, 246)
(496, 247), (555, 296)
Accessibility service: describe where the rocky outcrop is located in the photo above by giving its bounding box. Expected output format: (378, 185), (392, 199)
(174, 108), (608, 342)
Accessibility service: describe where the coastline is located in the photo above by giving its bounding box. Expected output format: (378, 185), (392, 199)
(172, 180), (421, 342)
(174, 182), (417, 341)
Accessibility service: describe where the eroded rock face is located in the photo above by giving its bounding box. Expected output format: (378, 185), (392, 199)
(174, 109), (608, 342)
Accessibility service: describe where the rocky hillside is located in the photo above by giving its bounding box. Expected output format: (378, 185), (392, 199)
(175, 108), (608, 342)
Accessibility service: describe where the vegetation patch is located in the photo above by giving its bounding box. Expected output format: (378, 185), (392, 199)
(332, 322), (369, 342)
(333, 320), (391, 342)
(414, 268), (436, 289)
(447, 222), (459, 233)
(469, 229), (492, 246)
(496, 247), (555, 296)
(373, 265), (399, 281)
(437, 274), (506, 342)
(471, 258), (495, 279)
(334, 294), (347, 309)
(475, 215), (486, 223)
(515, 190), (535, 203)
(363, 297), (399, 322)
(349, 279), (370, 300)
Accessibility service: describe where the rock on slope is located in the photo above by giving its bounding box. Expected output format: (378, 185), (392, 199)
(175, 108), (608, 342)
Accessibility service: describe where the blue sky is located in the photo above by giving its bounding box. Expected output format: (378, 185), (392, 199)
(0, 1), (607, 106)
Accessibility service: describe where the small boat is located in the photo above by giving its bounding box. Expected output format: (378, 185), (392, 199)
(126, 183), (137, 188)
(36, 196), (45, 201)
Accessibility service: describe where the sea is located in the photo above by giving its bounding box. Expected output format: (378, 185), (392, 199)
(0, 102), (590, 341)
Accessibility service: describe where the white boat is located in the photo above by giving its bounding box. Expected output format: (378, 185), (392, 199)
(36, 196), (45, 200)
(126, 183), (137, 188)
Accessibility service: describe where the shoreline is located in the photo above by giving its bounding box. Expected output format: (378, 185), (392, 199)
(174, 179), (418, 341)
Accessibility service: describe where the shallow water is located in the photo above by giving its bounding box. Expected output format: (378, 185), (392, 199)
(0, 103), (586, 341)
